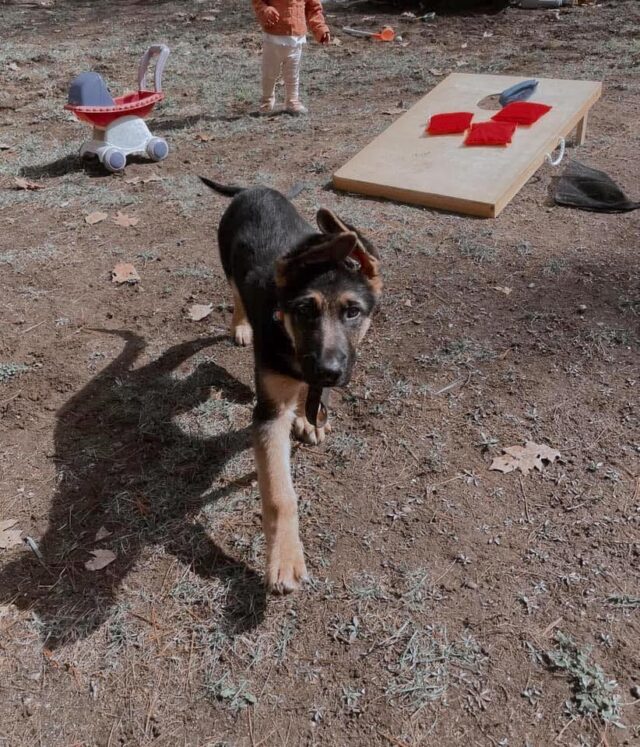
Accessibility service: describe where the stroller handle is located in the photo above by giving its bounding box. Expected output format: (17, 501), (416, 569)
(137, 44), (170, 93)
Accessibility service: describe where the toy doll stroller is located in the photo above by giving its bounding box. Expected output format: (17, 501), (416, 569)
(65, 45), (170, 172)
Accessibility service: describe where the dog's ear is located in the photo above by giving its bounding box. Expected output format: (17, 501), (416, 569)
(276, 232), (358, 287)
(316, 207), (350, 236)
(316, 208), (381, 285)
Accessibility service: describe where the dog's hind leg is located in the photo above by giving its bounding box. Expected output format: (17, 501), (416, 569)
(292, 385), (330, 446)
(230, 281), (253, 347)
(254, 371), (308, 593)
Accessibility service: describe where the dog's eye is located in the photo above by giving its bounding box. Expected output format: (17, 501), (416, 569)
(293, 301), (318, 319)
(344, 305), (361, 320)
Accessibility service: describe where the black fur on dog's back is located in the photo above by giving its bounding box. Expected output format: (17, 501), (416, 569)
(202, 178), (318, 378)
(217, 187), (315, 289)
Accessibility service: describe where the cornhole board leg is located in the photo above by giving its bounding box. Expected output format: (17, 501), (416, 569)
(575, 112), (588, 145)
(333, 73), (602, 218)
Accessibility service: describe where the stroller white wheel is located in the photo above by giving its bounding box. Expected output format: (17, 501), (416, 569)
(101, 147), (126, 172)
(146, 137), (168, 162)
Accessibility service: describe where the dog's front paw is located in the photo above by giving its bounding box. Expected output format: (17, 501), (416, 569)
(233, 322), (253, 346)
(292, 415), (331, 445)
(266, 537), (309, 594)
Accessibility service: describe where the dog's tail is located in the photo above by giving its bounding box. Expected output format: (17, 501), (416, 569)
(199, 175), (305, 200)
(199, 176), (245, 197)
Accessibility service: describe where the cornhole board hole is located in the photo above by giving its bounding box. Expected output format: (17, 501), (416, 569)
(333, 73), (602, 217)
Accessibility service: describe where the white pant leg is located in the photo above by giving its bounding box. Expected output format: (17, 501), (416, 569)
(282, 45), (303, 107)
(261, 41), (285, 105)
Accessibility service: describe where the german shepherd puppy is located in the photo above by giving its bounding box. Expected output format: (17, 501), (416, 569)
(200, 177), (382, 593)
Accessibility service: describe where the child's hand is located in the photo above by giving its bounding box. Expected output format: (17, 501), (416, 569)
(320, 31), (331, 45)
(264, 6), (280, 26)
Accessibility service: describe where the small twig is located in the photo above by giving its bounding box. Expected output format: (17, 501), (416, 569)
(377, 731), (409, 747)
(283, 717), (292, 747)
(519, 477), (532, 523)
(21, 320), (46, 335)
(258, 660), (276, 699)
(159, 558), (177, 599)
(425, 473), (464, 494)
(106, 717), (121, 747)
(24, 536), (48, 570)
(401, 440), (421, 465)
(60, 325), (87, 343)
(254, 729), (278, 747)
(563, 427), (609, 454)
(543, 617), (563, 637)
(364, 621), (410, 656)
(431, 374), (470, 397)
(433, 559), (457, 586)
(186, 630), (195, 695)
(144, 679), (162, 738)
(0, 391), (21, 407)
(554, 715), (577, 743)
(248, 709), (256, 747)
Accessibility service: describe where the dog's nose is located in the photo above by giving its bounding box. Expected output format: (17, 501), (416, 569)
(315, 351), (347, 385)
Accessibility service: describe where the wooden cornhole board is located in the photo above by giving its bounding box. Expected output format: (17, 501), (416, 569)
(333, 73), (602, 217)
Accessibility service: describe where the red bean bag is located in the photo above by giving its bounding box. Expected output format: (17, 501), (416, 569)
(464, 121), (517, 146)
(426, 111), (474, 135)
(492, 101), (552, 126)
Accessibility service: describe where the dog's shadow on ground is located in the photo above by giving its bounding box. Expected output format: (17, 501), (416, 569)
(0, 330), (265, 648)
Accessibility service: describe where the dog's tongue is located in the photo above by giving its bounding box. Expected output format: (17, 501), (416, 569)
(305, 386), (328, 428)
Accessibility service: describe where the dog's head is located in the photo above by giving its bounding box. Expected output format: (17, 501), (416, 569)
(275, 208), (382, 388)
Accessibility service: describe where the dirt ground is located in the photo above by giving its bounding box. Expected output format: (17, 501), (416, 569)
(1, 0), (639, 745)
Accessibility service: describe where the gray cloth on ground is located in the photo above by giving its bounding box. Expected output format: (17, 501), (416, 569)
(554, 160), (640, 213)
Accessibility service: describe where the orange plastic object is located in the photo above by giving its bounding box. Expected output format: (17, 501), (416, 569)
(372, 27), (395, 42)
(64, 90), (164, 128)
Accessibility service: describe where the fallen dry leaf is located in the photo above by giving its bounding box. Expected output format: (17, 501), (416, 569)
(15, 177), (44, 191)
(0, 143), (13, 150)
(84, 549), (116, 571)
(113, 211), (139, 228)
(111, 262), (140, 285)
(382, 107), (407, 116)
(95, 526), (112, 542)
(490, 441), (561, 476)
(194, 132), (215, 142)
(187, 303), (213, 321)
(85, 211), (108, 225)
(0, 519), (22, 549)
(493, 286), (512, 296)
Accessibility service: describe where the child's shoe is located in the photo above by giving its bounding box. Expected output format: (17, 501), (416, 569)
(286, 100), (308, 115)
(259, 97), (275, 115)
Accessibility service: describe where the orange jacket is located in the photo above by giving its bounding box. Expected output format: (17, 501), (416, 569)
(252, 0), (329, 42)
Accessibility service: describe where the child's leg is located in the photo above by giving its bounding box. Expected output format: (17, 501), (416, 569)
(283, 45), (306, 114)
(261, 40), (283, 112)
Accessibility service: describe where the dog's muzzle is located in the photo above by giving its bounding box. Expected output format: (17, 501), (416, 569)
(303, 350), (348, 388)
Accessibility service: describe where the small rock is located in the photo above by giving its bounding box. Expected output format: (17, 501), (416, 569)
(464, 579), (479, 590)
(577, 304), (587, 313)
(631, 684), (640, 699)
(22, 696), (35, 717)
